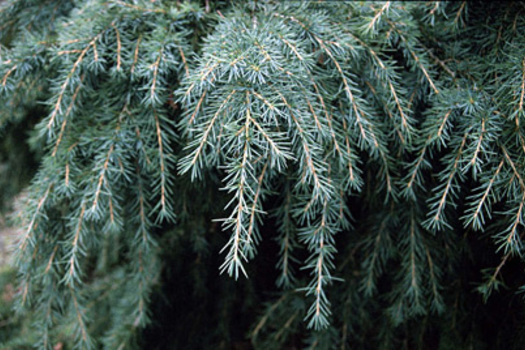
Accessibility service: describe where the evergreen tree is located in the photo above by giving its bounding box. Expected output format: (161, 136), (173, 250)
(1, 0), (525, 349)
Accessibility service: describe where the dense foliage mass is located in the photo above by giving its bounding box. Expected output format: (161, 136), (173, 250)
(1, 0), (525, 349)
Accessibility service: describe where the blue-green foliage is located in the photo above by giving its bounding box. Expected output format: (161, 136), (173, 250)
(1, 1), (525, 349)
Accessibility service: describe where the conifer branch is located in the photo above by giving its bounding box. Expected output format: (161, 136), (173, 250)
(1, 64), (17, 87)
(67, 203), (86, 285)
(52, 74), (84, 157)
(365, 80), (406, 144)
(252, 293), (289, 341)
(424, 246), (443, 312)
(505, 195), (524, 250)
(69, 285), (92, 348)
(361, 214), (391, 296)
(470, 118), (486, 167)
(409, 218), (422, 306)
(181, 89), (237, 177)
(131, 35), (142, 75)
(366, 1), (390, 33)
(424, 133), (468, 230)
(501, 145), (525, 191)
(276, 188), (298, 289)
(317, 39), (376, 147)
(386, 20), (440, 94)
(406, 138), (430, 191)
(349, 32), (413, 137)
(187, 89), (207, 125)
(19, 183), (52, 253)
(47, 30), (105, 131)
(246, 160), (268, 250)
(112, 23), (122, 71)
(153, 111), (167, 214)
(179, 47), (189, 77)
(518, 58), (525, 112)
(150, 48), (163, 104)
(463, 159), (505, 230)
(342, 119), (360, 188)
(91, 145), (113, 211)
(453, 2), (467, 28)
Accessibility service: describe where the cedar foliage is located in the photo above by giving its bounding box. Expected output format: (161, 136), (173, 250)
(1, 0), (525, 349)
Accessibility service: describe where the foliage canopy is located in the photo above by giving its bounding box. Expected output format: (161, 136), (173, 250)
(1, 0), (525, 349)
